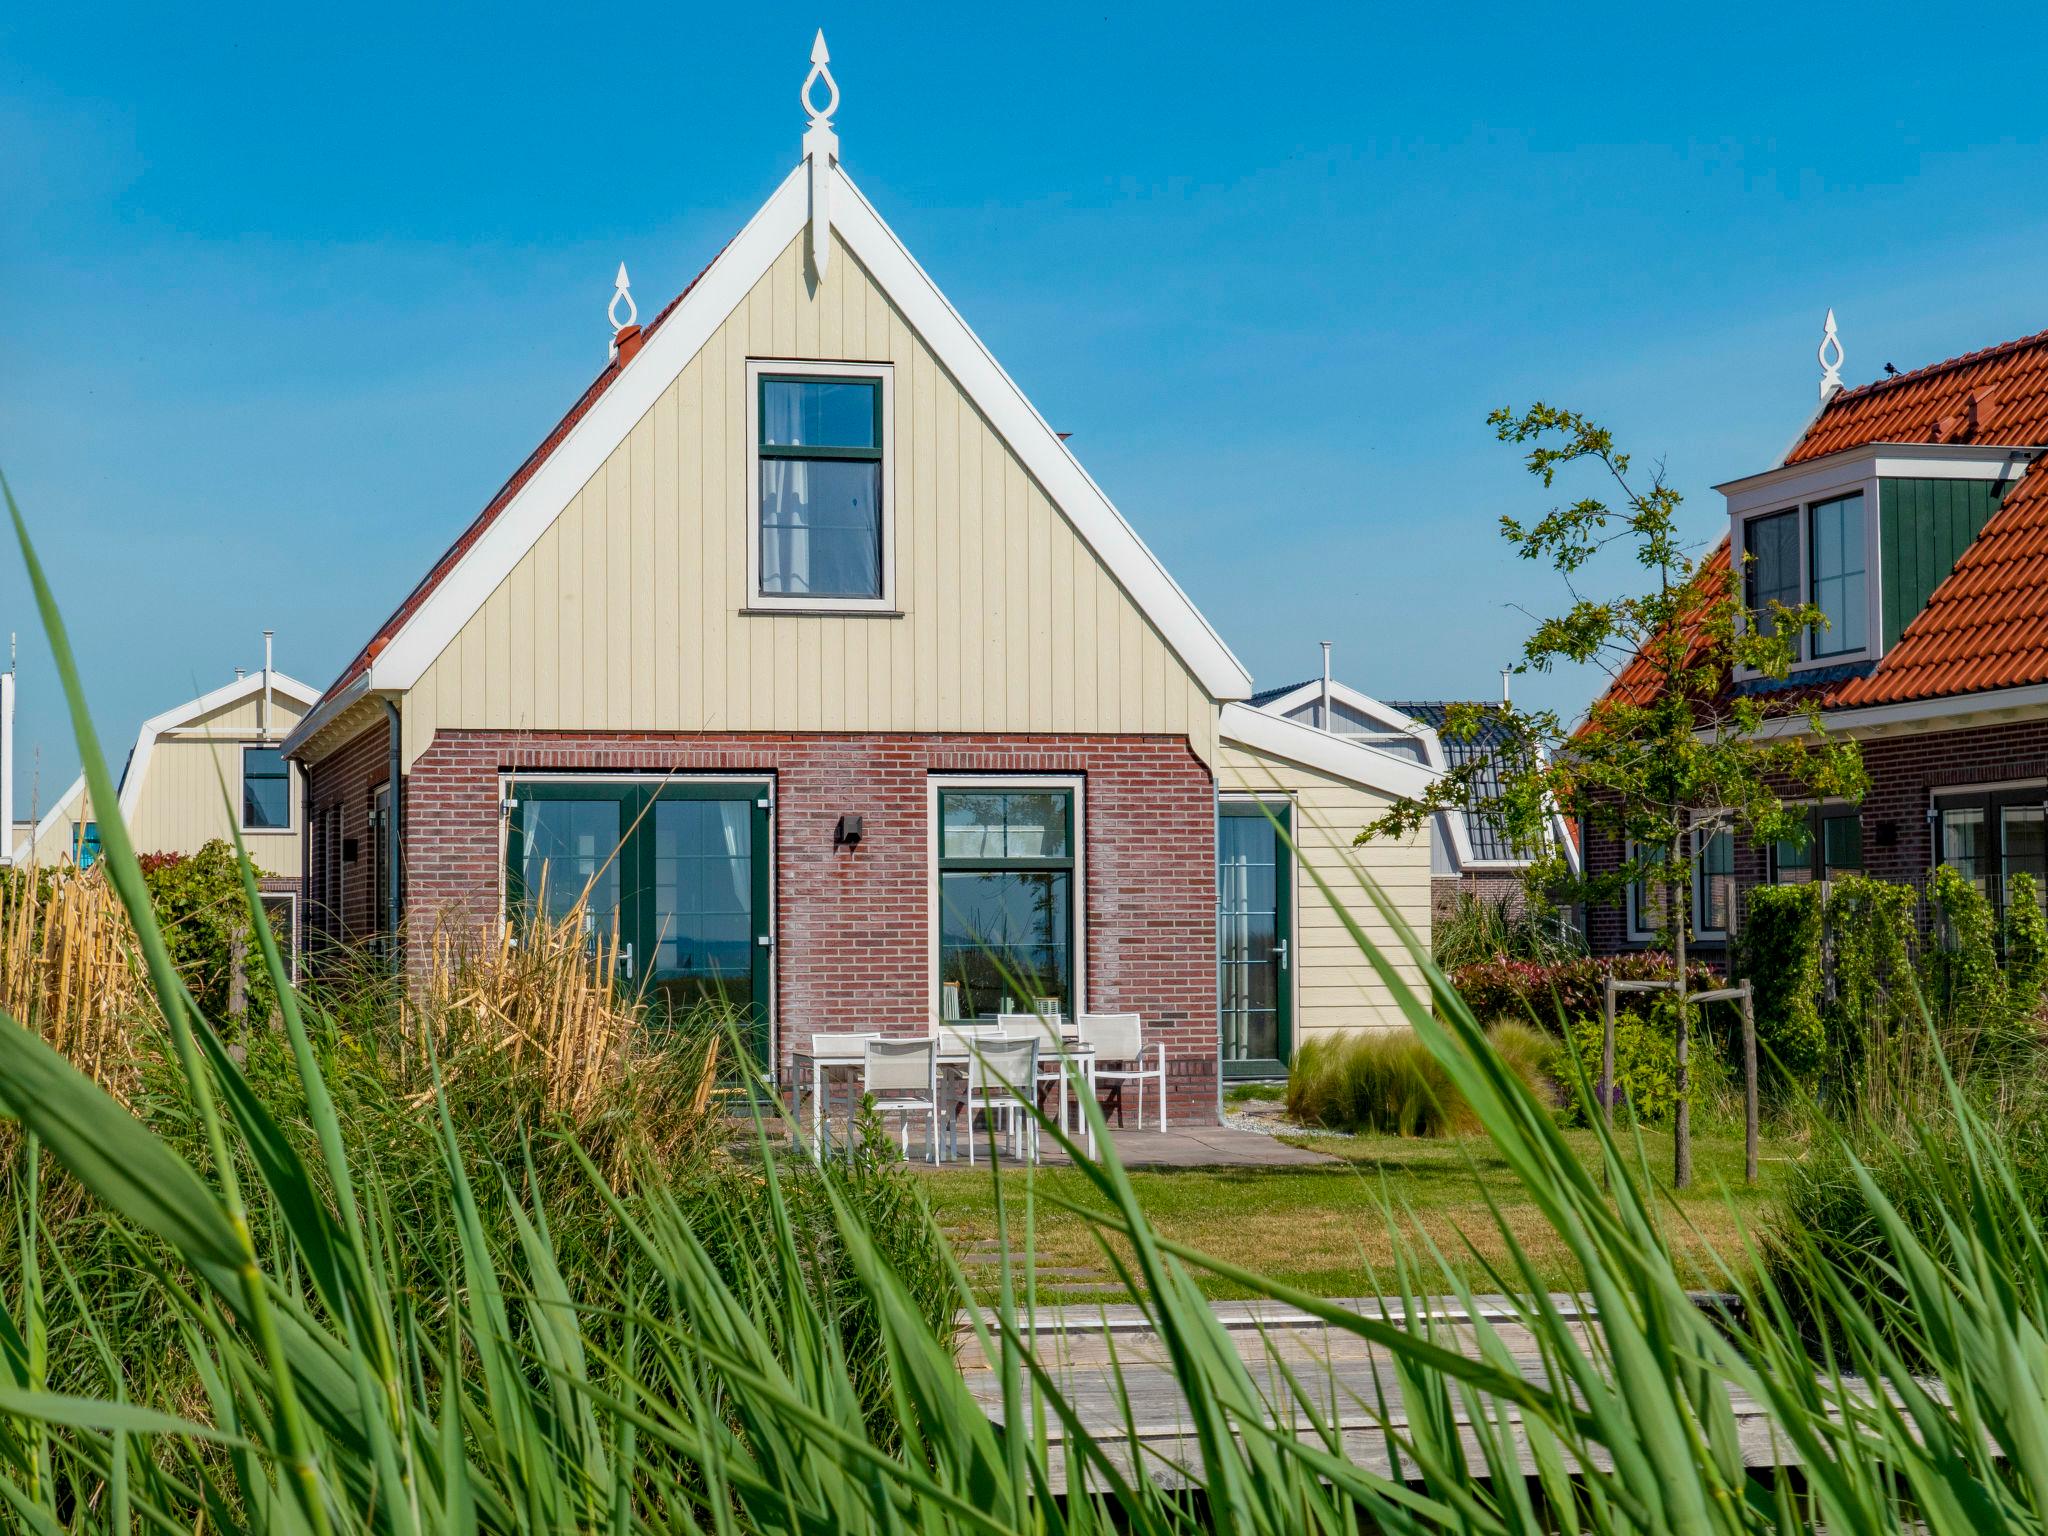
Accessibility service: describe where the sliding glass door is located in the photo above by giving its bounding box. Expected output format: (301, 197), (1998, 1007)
(508, 779), (772, 1064)
(1218, 800), (1292, 1079)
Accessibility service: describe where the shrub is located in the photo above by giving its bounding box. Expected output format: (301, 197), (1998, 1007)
(1563, 995), (1731, 1128)
(1735, 882), (1825, 1091)
(1767, 1089), (2048, 1354)
(1925, 863), (2019, 1065)
(1449, 951), (1717, 1032)
(138, 839), (287, 1022)
(1286, 1021), (1556, 1136)
(2004, 871), (2048, 1023)
(1431, 890), (1584, 968)
(1822, 874), (1922, 1113)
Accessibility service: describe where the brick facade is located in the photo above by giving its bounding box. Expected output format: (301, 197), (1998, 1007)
(301, 717), (392, 952)
(1584, 713), (2048, 956)
(398, 729), (1223, 1123)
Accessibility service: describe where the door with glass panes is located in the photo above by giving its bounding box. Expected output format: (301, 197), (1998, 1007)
(1936, 786), (2047, 920)
(507, 780), (773, 1063)
(1218, 800), (1292, 1079)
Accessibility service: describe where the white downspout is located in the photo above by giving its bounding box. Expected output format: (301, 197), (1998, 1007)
(1319, 641), (1333, 733)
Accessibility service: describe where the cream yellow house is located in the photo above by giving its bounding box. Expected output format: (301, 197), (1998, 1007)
(10, 659), (317, 955)
(282, 35), (1433, 1109)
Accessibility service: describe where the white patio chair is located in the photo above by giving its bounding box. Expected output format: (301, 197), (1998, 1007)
(962, 1035), (1039, 1165)
(1079, 1013), (1166, 1131)
(802, 1031), (884, 1152)
(861, 1037), (941, 1162)
(1000, 1010), (1071, 1117)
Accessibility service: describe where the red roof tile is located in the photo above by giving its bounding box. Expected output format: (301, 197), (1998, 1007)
(313, 255), (720, 714)
(1596, 326), (2048, 724)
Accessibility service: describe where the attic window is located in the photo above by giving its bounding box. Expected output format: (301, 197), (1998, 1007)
(747, 360), (895, 612)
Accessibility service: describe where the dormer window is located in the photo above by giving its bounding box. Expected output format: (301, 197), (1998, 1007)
(1808, 491), (1867, 656)
(1721, 443), (2035, 679)
(746, 359), (895, 612)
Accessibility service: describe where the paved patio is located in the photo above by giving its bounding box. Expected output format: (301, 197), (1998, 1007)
(912, 1122), (1338, 1170)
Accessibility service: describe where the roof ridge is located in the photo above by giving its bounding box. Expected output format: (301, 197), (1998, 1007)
(1822, 324), (2048, 409)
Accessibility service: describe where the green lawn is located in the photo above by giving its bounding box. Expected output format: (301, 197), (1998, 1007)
(922, 1125), (1802, 1299)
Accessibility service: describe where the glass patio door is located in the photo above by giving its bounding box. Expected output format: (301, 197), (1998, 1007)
(509, 780), (772, 1065)
(1218, 800), (1292, 1079)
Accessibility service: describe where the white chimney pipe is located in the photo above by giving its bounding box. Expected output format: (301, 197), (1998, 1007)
(262, 630), (274, 741)
(1501, 668), (1512, 707)
(1320, 641), (1333, 733)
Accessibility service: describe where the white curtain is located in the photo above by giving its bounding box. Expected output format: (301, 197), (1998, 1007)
(761, 386), (811, 593)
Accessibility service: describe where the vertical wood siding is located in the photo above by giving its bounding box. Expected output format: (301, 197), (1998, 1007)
(127, 694), (306, 876)
(1879, 477), (2006, 652)
(403, 232), (1217, 767)
(1218, 740), (1432, 1039)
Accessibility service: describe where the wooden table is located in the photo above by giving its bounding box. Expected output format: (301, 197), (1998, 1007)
(791, 1032), (1098, 1161)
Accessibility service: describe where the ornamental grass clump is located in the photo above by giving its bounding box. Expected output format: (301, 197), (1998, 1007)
(1287, 1019), (1555, 1135)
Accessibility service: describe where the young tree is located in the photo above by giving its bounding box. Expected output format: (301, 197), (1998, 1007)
(1365, 405), (1866, 1186)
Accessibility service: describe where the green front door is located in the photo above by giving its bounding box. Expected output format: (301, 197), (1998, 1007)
(508, 779), (773, 1064)
(1218, 800), (1292, 1080)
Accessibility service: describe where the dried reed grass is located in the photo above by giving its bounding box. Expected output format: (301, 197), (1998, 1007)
(0, 863), (154, 1100)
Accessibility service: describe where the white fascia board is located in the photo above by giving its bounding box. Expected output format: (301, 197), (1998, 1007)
(20, 774), (85, 863)
(279, 671), (374, 760)
(1253, 679), (1431, 737)
(365, 160), (1252, 707)
(117, 671), (322, 822)
(368, 165), (809, 695)
(1718, 441), (2042, 511)
(1743, 680), (2048, 740)
(829, 171), (1251, 699)
(1220, 702), (1440, 801)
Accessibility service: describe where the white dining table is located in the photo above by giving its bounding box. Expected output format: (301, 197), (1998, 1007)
(789, 1032), (1098, 1161)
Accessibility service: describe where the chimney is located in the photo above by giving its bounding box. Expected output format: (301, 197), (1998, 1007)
(611, 323), (645, 366)
(1501, 668), (1512, 707)
(1, 643), (13, 866)
(262, 630), (274, 741)
(1319, 641), (1333, 733)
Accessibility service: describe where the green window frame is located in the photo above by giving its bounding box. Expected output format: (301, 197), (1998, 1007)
(1772, 807), (1863, 885)
(935, 786), (1076, 1020)
(756, 372), (885, 602)
(242, 746), (292, 831)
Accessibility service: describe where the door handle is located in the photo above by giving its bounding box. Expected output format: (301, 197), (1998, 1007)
(620, 942), (634, 981)
(1275, 939), (1289, 971)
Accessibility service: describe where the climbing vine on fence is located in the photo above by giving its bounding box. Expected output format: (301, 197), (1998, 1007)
(2004, 871), (2048, 1023)
(1736, 883), (1824, 1093)
(1821, 874), (1916, 1109)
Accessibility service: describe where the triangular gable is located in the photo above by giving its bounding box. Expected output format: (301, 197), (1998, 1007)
(289, 161), (1251, 752)
(118, 671), (319, 822)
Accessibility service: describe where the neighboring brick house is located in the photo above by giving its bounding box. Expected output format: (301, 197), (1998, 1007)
(281, 41), (1436, 1117)
(1249, 675), (1580, 922)
(1583, 320), (2048, 957)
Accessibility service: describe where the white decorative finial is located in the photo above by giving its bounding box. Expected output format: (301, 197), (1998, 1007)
(1818, 308), (1844, 402)
(801, 29), (840, 277)
(608, 262), (637, 358)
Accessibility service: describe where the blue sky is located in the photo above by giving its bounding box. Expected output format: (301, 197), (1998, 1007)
(6, 1), (2048, 815)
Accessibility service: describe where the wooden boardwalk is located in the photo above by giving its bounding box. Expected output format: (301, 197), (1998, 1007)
(958, 1295), (1803, 1493)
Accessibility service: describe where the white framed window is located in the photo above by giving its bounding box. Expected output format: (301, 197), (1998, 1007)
(745, 359), (896, 613)
(241, 745), (294, 832)
(1625, 822), (1734, 942)
(927, 775), (1085, 1023)
(260, 892), (299, 982)
(1737, 487), (1872, 670)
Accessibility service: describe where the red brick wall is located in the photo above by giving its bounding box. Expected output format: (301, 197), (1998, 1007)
(403, 730), (1223, 1123)
(1431, 871), (1532, 924)
(1584, 714), (2048, 956)
(300, 718), (391, 951)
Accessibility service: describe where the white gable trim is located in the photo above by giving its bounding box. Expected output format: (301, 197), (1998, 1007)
(15, 774), (85, 866)
(334, 161), (1249, 742)
(117, 671), (321, 823)
(1220, 702), (1441, 802)
(1254, 680), (1434, 741)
